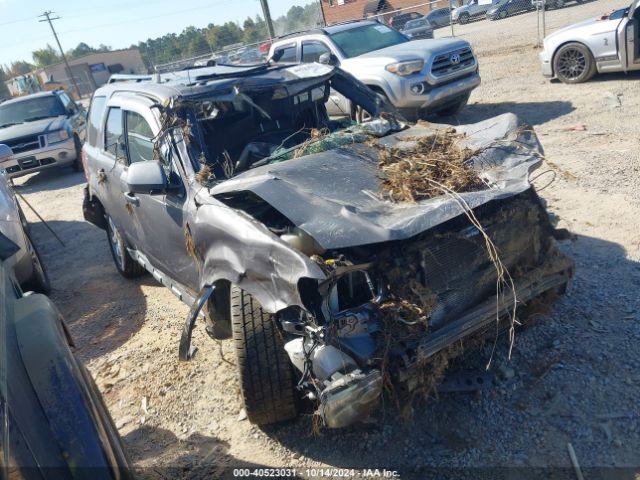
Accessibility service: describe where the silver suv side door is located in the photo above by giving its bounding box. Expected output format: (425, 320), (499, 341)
(119, 100), (199, 293)
(94, 99), (137, 247)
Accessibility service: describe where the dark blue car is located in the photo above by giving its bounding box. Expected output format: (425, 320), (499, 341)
(0, 233), (132, 479)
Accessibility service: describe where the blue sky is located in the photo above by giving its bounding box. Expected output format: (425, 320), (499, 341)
(0, 0), (315, 66)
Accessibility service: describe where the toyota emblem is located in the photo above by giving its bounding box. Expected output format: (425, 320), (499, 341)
(450, 53), (461, 65)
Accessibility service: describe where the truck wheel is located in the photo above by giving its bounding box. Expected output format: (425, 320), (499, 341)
(499, 10), (507, 18)
(72, 135), (83, 172)
(554, 42), (596, 84)
(459, 12), (470, 24)
(435, 94), (470, 116)
(22, 233), (51, 294)
(230, 285), (298, 425)
(106, 216), (145, 279)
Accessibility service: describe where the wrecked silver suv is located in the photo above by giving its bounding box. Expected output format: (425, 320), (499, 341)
(82, 63), (573, 428)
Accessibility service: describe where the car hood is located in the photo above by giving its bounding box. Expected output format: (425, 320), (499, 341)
(545, 16), (611, 42)
(0, 116), (66, 142)
(209, 113), (543, 250)
(344, 38), (470, 66)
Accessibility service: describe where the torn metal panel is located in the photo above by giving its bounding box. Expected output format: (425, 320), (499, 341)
(209, 113), (542, 250)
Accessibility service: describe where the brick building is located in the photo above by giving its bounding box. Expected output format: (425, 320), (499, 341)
(320, 0), (454, 25)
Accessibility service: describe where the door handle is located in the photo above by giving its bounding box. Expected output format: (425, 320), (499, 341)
(124, 192), (139, 206)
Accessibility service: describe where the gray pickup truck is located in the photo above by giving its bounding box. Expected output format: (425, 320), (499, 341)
(268, 20), (480, 119)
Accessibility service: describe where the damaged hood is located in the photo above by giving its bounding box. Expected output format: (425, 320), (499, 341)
(209, 113), (543, 250)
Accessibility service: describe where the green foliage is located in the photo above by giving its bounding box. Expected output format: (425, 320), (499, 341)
(137, 2), (321, 67)
(7, 61), (35, 77)
(32, 44), (61, 68)
(67, 42), (112, 59)
(0, 67), (10, 98)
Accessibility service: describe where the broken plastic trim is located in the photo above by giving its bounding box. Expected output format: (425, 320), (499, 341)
(179, 285), (215, 361)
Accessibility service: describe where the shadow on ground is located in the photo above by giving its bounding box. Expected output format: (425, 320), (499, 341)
(28, 217), (153, 362)
(437, 100), (575, 125)
(12, 167), (85, 194)
(123, 426), (305, 480)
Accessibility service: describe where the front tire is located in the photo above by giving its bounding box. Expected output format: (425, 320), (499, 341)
(459, 12), (470, 24)
(230, 285), (298, 425)
(499, 10), (507, 18)
(553, 42), (596, 84)
(106, 216), (145, 279)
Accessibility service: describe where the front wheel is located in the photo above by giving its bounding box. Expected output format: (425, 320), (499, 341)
(459, 12), (470, 24)
(499, 10), (507, 18)
(553, 42), (596, 84)
(106, 216), (145, 279)
(231, 285), (298, 425)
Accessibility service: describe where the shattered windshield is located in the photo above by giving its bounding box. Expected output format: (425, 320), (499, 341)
(166, 65), (402, 182)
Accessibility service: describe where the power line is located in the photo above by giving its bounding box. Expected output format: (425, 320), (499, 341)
(38, 11), (81, 98)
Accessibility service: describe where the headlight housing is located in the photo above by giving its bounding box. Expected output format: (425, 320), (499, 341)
(385, 60), (424, 76)
(46, 129), (70, 144)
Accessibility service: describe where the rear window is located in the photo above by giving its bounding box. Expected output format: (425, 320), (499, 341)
(87, 96), (106, 147)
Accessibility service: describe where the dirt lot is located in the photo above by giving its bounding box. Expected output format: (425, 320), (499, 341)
(14, 0), (640, 477)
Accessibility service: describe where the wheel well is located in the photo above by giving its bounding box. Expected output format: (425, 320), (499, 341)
(551, 41), (594, 77)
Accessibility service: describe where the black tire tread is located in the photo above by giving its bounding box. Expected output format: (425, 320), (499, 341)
(106, 217), (146, 279)
(230, 285), (297, 425)
(554, 42), (597, 84)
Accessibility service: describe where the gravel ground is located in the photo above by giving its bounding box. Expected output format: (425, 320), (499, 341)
(13, 1), (640, 477)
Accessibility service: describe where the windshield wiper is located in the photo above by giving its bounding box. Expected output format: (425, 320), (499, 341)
(23, 115), (58, 122)
(0, 122), (23, 128)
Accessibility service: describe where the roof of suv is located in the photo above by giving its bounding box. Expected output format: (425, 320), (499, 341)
(274, 20), (380, 43)
(1, 91), (57, 106)
(94, 63), (335, 103)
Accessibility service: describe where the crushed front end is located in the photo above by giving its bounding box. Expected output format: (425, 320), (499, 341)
(277, 188), (573, 428)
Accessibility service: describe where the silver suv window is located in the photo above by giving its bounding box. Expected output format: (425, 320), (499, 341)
(273, 44), (297, 63)
(301, 41), (331, 63)
(87, 96), (106, 147)
(329, 24), (408, 58)
(104, 107), (124, 159)
(125, 112), (154, 164)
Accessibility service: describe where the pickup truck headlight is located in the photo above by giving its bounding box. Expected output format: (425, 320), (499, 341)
(386, 60), (424, 76)
(46, 129), (70, 144)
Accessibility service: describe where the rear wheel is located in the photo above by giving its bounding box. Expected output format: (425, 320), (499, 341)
(553, 42), (596, 84)
(230, 285), (298, 425)
(106, 216), (145, 279)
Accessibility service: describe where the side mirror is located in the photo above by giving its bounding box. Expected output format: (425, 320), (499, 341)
(125, 161), (167, 194)
(0, 144), (14, 164)
(319, 53), (338, 66)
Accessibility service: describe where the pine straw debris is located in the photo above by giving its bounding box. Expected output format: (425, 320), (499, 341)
(377, 128), (487, 203)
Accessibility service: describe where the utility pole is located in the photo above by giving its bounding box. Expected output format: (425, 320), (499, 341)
(38, 11), (81, 98)
(259, 0), (275, 39)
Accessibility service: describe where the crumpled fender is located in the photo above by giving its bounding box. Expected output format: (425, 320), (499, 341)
(191, 197), (326, 314)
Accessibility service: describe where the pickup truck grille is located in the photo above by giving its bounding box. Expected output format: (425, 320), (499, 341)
(3, 134), (44, 155)
(431, 47), (475, 77)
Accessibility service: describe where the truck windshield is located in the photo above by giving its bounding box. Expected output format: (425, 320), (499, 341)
(329, 24), (409, 58)
(0, 96), (66, 128)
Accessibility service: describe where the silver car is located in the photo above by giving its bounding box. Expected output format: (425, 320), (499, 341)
(269, 20), (480, 119)
(539, 0), (640, 83)
(0, 91), (86, 179)
(0, 145), (50, 293)
(401, 17), (435, 39)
